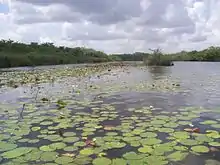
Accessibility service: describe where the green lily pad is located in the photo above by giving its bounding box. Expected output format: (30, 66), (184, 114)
(40, 151), (58, 161)
(31, 127), (41, 131)
(174, 146), (188, 151)
(158, 128), (174, 133)
(92, 157), (111, 165)
(40, 145), (55, 152)
(138, 146), (153, 153)
(211, 124), (220, 128)
(40, 121), (53, 126)
(80, 148), (94, 155)
(164, 122), (179, 128)
(140, 132), (157, 138)
(55, 156), (74, 164)
(50, 142), (66, 150)
(144, 155), (168, 165)
(209, 142), (220, 147)
(179, 139), (200, 146)
(74, 141), (86, 147)
(0, 142), (17, 152)
(140, 138), (162, 145)
(63, 137), (79, 143)
(171, 131), (190, 139)
(200, 120), (218, 125)
(2, 147), (33, 159)
(191, 145), (209, 153)
(112, 158), (127, 165)
(123, 152), (145, 160)
(63, 146), (78, 152)
(63, 132), (76, 137)
(167, 151), (188, 161)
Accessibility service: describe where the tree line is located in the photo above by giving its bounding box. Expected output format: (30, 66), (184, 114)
(0, 40), (220, 68)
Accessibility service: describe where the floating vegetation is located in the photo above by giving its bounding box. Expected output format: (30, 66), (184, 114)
(0, 64), (220, 165)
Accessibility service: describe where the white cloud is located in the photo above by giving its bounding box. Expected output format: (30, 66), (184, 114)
(0, 0), (219, 53)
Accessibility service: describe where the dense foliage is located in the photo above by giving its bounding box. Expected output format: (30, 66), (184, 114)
(0, 40), (112, 68)
(169, 47), (220, 61)
(1, 39), (220, 68)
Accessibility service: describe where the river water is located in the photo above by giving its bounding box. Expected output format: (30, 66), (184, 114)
(0, 62), (220, 165)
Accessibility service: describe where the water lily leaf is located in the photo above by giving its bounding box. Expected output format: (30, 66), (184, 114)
(191, 145), (209, 153)
(55, 156), (74, 164)
(179, 139), (200, 146)
(63, 146), (78, 152)
(40, 145), (55, 152)
(167, 151), (188, 161)
(164, 122), (179, 128)
(50, 142), (66, 150)
(158, 128), (174, 133)
(206, 130), (220, 139)
(140, 132), (157, 138)
(123, 152), (145, 160)
(40, 151), (58, 161)
(31, 127), (41, 131)
(200, 120), (218, 125)
(92, 157), (111, 165)
(74, 141), (86, 147)
(211, 124), (220, 128)
(2, 147), (33, 159)
(174, 146), (188, 151)
(140, 138), (162, 145)
(209, 142), (220, 147)
(130, 141), (141, 147)
(144, 155), (168, 165)
(73, 155), (92, 164)
(63, 137), (79, 143)
(40, 121), (53, 126)
(151, 120), (166, 125)
(0, 142), (17, 152)
(131, 129), (145, 135)
(138, 146), (153, 153)
(63, 132), (76, 137)
(171, 131), (190, 139)
(80, 148), (94, 155)
(112, 158), (127, 165)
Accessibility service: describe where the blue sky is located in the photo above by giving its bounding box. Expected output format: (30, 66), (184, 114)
(0, 2), (9, 14)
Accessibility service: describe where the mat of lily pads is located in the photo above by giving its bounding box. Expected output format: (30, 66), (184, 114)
(0, 64), (220, 165)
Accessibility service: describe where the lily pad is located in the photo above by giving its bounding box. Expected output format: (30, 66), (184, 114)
(63, 132), (76, 137)
(209, 142), (220, 147)
(179, 139), (200, 146)
(0, 142), (17, 152)
(171, 131), (190, 139)
(123, 152), (145, 160)
(200, 120), (218, 125)
(191, 145), (209, 153)
(63, 137), (79, 143)
(2, 147), (33, 159)
(55, 156), (74, 164)
(80, 148), (94, 155)
(138, 146), (153, 153)
(92, 157), (111, 165)
(140, 138), (162, 145)
(40, 151), (58, 161)
(112, 158), (127, 165)
(167, 151), (188, 161)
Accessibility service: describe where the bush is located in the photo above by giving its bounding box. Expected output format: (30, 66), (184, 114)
(143, 49), (173, 66)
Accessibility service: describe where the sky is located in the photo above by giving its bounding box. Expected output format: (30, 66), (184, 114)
(0, 0), (220, 54)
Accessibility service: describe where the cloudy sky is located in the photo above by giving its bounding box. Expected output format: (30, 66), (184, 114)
(0, 0), (219, 54)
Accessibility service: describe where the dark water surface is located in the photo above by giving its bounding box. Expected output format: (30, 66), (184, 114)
(0, 62), (220, 165)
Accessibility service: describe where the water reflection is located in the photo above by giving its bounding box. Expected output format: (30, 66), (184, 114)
(147, 66), (172, 80)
